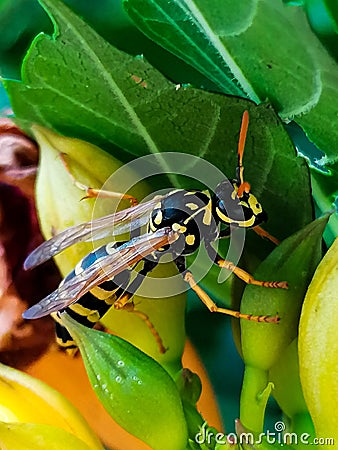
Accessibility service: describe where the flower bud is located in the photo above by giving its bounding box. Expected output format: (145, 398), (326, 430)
(239, 215), (329, 432)
(269, 338), (316, 439)
(240, 215), (329, 371)
(61, 313), (188, 450)
(32, 124), (148, 275)
(299, 237), (338, 444)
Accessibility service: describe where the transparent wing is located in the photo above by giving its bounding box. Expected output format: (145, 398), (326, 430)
(23, 228), (176, 320)
(24, 196), (164, 270)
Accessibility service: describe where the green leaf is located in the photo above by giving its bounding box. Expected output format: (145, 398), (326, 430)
(3, 0), (313, 242)
(304, 0), (338, 61)
(123, 0), (338, 163)
(123, 0), (260, 100)
(0, 0), (51, 78)
(124, 0), (251, 99)
(61, 313), (188, 450)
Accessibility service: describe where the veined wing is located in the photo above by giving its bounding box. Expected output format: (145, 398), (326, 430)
(23, 228), (177, 320)
(24, 196), (164, 270)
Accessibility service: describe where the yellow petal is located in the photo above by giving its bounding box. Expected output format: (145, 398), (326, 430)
(0, 363), (103, 450)
(0, 421), (93, 450)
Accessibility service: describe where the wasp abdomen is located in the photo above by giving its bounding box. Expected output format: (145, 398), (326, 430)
(54, 241), (131, 350)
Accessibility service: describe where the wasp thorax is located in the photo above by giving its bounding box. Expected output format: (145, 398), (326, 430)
(213, 180), (267, 228)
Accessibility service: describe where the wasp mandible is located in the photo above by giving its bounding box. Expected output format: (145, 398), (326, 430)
(23, 111), (287, 353)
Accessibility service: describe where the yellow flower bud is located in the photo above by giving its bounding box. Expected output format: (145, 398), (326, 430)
(299, 237), (338, 446)
(32, 124), (149, 275)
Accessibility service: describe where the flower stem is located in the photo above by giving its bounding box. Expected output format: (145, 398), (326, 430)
(240, 365), (272, 433)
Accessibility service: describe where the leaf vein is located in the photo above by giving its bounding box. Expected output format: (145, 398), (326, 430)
(180, 0), (260, 101)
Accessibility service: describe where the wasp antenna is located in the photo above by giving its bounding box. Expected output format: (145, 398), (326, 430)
(237, 110), (249, 186)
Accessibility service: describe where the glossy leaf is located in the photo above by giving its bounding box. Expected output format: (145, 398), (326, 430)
(61, 313), (188, 450)
(305, 0), (338, 61)
(124, 0), (250, 99)
(3, 2), (313, 243)
(124, 0), (338, 163)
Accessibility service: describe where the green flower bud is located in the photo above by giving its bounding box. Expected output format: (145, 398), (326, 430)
(299, 237), (338, 445)
(239, 215), (329, 432)
(175, 368), (202, 405)
(61, 313), (188, 450)
(240, 215), (329, 371)
(269, 338), (307, 417)
(269, 339), (316, 444)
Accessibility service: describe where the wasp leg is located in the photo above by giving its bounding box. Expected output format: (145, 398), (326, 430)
(219, 226), (279, 246)
(114, 258), (167, 354)
(174, 256), (278, 323)
(253, 225), (280, 245)
(205, 243), (288, 289)
(59, 153), (138, 206)
(119, 303), (167, 354)
(218, 227), (231, 239)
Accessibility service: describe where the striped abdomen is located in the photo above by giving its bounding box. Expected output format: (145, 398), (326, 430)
(53, 241), (130, 352)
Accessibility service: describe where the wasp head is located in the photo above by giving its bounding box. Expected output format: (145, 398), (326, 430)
(213, 179), (267, 229)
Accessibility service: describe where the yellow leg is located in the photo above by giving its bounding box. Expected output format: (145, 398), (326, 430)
(184, 272), (279, 323)
(59, 153), (138, 206)
(114, 294), (166, 354)
(217, 259), (288, 289)
(253, 225), (280, 246)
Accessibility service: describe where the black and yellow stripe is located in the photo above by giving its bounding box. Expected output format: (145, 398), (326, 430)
(53, 241), (130, 351)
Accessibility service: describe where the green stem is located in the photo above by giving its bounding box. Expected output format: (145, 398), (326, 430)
(240, 365), (272, 433)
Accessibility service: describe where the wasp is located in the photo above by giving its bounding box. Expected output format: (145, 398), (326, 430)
(23, 111), (287, 353)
